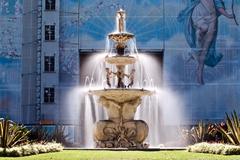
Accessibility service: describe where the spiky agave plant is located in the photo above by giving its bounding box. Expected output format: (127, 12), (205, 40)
(217, 111), (240, 145)
(0, 118), (30, 148)
(191, 121), (208, 143)
(51, 125), (70, 146)
(182, 121), (216, 144)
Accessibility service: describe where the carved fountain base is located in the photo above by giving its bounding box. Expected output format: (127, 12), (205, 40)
(94, 119), (148, 148)
(90, 89), (152, 148)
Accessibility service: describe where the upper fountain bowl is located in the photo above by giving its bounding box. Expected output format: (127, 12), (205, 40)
(108, 32), (134, 44)
(105, 55), (136, 65)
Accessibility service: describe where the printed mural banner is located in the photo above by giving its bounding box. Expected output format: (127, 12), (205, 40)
(0, 0), (239, 122)
(60, 0), (240, 122)
(0, 0), (22, 120)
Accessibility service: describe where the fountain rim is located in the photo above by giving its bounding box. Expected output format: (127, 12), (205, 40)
(108, 32), (135, 38)
(108, 32), (135, 43)
(105, 55), (136, 65)
(88, 89), (154, 103)
(89, 88), (154, 97)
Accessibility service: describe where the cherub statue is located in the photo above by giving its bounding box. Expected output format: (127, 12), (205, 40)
(113, 67), (127, 88)
(105, 68), (112, 88)
(127, 69), (135, 88)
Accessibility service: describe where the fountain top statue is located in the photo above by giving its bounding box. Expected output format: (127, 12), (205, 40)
(117, 8), (126, 33)
(108, 9), (134, 56)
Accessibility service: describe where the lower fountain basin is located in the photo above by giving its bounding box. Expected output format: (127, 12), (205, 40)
(89, 89), (153, 148)
(89, 89), (153, 103)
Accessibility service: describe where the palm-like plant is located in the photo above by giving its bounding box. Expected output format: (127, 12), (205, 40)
(217, 111), (240, 145)
(0, 118), (30, 148)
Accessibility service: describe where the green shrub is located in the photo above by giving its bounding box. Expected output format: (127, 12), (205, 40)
(51, 125), (70, 146)
(187, 142), (240, 155)
(28, 126), (51, 143)
(0, 118), (30, 148)
(0, 142), (63, 157)
(29, 125), (71, 146)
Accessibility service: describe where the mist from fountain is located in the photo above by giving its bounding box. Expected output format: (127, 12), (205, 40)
(65, 52), (184, 148)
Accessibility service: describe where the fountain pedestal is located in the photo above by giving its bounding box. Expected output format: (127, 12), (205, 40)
(90, 89), (151, 148)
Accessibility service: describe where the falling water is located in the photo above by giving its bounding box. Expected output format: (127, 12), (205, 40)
(135, 88), (184, 147)
(66, 87), (108, 147)
(66, 52), (184, 148)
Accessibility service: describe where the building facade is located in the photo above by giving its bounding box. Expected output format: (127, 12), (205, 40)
(22, 0), (61, 125)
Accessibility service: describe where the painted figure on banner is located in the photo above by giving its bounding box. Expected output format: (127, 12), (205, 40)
(178, 0), (235, 84)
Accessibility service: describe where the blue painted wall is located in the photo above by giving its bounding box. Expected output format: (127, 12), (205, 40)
(0, 0), (22, 121)
(0, 0), (239, 123)
(60, 0), (240, 123)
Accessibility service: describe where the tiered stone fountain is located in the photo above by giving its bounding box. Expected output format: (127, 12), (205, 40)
(89, 9), (153, 149)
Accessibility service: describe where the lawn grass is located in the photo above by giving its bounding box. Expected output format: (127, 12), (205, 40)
(0, 150), (240, 160)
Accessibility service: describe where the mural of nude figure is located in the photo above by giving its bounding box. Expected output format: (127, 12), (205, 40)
(178, 0), (234, 84)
